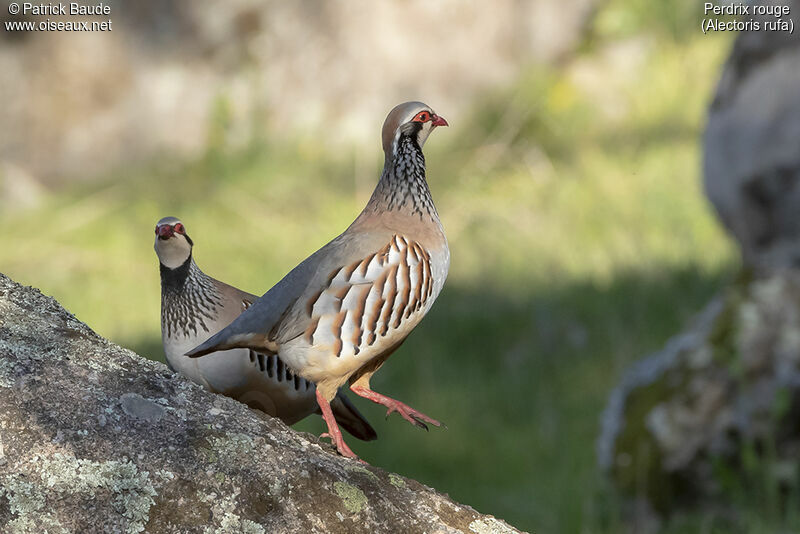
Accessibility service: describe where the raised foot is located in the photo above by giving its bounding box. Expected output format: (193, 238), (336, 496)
(350, 385), (443, 431)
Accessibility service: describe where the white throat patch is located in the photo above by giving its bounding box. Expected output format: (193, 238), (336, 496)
(155, 236), (191, 269)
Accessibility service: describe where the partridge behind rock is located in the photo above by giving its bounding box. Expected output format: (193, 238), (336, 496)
(154, 216), (376, 441)
(187, 102), (449, 459)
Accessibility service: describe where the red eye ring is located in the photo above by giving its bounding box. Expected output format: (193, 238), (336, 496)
(174, 223), (184, 234)
(412, 111), (431, 123)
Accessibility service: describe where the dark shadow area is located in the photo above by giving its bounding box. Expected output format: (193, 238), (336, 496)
(124, 262), (734, 533)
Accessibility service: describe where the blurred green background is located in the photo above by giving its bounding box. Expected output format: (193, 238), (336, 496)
(0, 1), (748, 532)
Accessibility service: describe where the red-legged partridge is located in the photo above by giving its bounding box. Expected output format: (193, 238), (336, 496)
(187, 102), (449, 459)
(154, 216), (376, 441)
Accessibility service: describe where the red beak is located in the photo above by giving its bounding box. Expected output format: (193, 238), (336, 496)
(431, 115), (448, 127)
(157, 225), (174, 239)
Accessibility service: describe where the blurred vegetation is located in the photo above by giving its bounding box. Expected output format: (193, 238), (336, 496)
(0, 2), (767, 532)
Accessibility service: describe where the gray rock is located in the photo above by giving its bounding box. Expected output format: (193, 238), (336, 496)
(605, 8), (800, 519)
(703, 0), (800, 270)
(598, 272), (800, 513)
(0, 273), (521, 534)
(120, 393), (166, 424)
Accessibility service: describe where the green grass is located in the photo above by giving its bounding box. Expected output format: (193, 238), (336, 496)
(0, 10), (747, 533)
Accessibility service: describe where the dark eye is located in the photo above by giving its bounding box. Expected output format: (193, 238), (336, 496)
(154, 226), (159, 235)
(174, 223), (184, 234)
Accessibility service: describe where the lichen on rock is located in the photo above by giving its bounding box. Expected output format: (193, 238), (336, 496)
(0, 273), (521, 533)
(598, 271), (800, 513)
(333, 482), (368, 514)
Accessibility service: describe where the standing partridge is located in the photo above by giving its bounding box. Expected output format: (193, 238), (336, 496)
(187, 101), (449, 459)
(154, 216), (376, 441)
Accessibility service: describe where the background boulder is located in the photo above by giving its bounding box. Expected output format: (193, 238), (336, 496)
(602, 3), (800, 525)
(598, 272), (800, 520)
(703, 0), (800, 270)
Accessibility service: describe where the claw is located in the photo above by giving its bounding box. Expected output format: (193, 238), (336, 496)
(351, 385), (443, 431)
(411, 416), (429, 432)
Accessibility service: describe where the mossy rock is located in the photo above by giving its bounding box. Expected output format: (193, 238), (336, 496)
(599, 271), (800, 516)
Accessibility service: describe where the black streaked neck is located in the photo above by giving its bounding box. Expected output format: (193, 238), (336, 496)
(159, 255), (193, 290)
(160, 256), (222, 338)
(366, 134), (438, 221)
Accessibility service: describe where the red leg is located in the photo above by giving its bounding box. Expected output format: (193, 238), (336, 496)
(316, 390), (360, 460)
(350, 385), (443, 430)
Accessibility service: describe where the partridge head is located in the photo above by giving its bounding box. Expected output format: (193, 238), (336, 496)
(187, 102), (450, 460)
(154, 216), (376, 441)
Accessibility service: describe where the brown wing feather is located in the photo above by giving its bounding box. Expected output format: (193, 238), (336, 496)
(303, 234), (434, 359)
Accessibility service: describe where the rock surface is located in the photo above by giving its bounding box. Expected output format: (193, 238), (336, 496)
(0, 273), (520, 534)
(703, 0), (800, 270)
(602, 4), (800, 520)
(598, 271), (800, 515)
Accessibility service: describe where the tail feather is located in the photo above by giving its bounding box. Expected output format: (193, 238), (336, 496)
(186, 330), (263, 358)
(330, 391), (377, 442)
